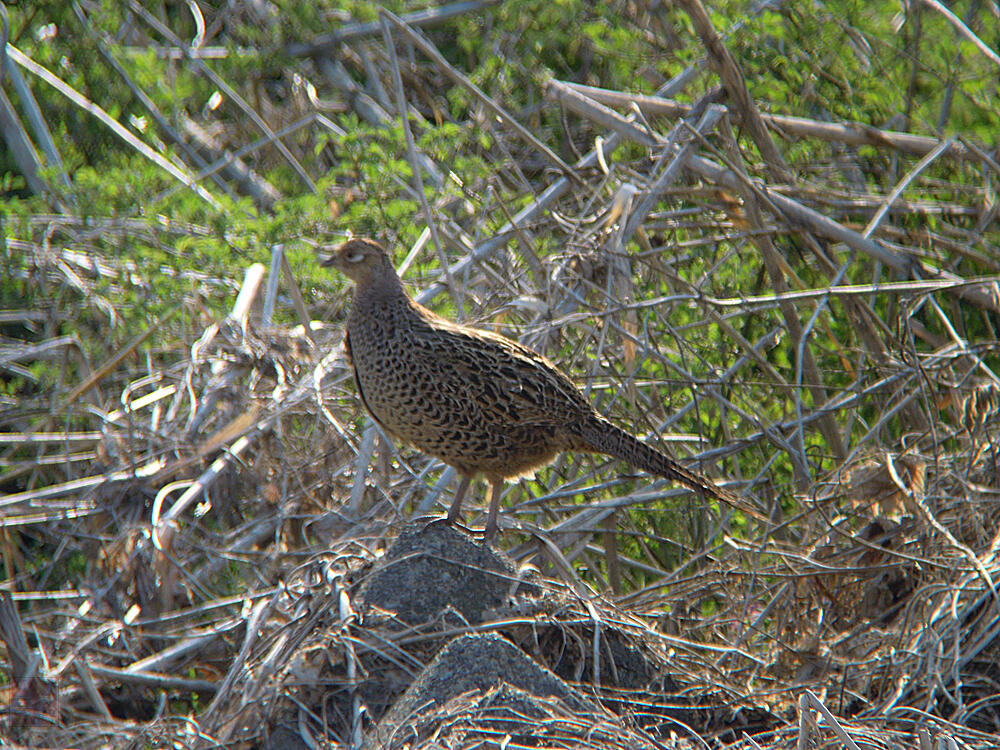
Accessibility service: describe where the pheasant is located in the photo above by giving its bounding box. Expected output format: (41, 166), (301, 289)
(324, 237), (748, 539)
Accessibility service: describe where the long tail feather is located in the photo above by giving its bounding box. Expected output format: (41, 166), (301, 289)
(575, 417), (766, 521)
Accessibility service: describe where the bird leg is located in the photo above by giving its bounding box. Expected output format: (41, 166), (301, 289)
(446, 474), (472, 525)
(483, 482), (504, 541)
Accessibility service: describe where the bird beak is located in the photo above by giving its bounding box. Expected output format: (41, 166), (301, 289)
(319, 245), (339, 268)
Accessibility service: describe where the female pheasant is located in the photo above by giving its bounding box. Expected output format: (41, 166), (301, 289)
(324, 237), (746, 539)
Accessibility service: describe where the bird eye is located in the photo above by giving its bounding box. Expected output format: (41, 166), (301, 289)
(345, 251), (364, 263)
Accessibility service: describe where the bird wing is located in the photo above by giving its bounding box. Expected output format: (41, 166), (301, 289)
(420, 317), (595, 429)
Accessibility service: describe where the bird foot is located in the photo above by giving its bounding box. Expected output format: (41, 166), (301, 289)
(417, 515), (500, 545)
(482, 518), (499, 543)
(418, 515), (479, 537)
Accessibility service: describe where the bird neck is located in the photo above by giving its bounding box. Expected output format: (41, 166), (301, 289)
(359, 266), (405, 296)
(349, 270), (412, 321)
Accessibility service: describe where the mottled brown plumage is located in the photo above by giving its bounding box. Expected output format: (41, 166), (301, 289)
(324, 237), (745, 539)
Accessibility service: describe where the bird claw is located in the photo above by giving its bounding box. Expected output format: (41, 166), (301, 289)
(418, 515), (479, 537)
(417, 515), (500, 545)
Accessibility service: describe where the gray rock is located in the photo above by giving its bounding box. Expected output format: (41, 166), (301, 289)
(357, 522), (536, 626)
(366, 632), (590, 749)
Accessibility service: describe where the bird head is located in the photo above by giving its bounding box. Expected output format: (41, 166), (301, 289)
(321, 237), (398, 287)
